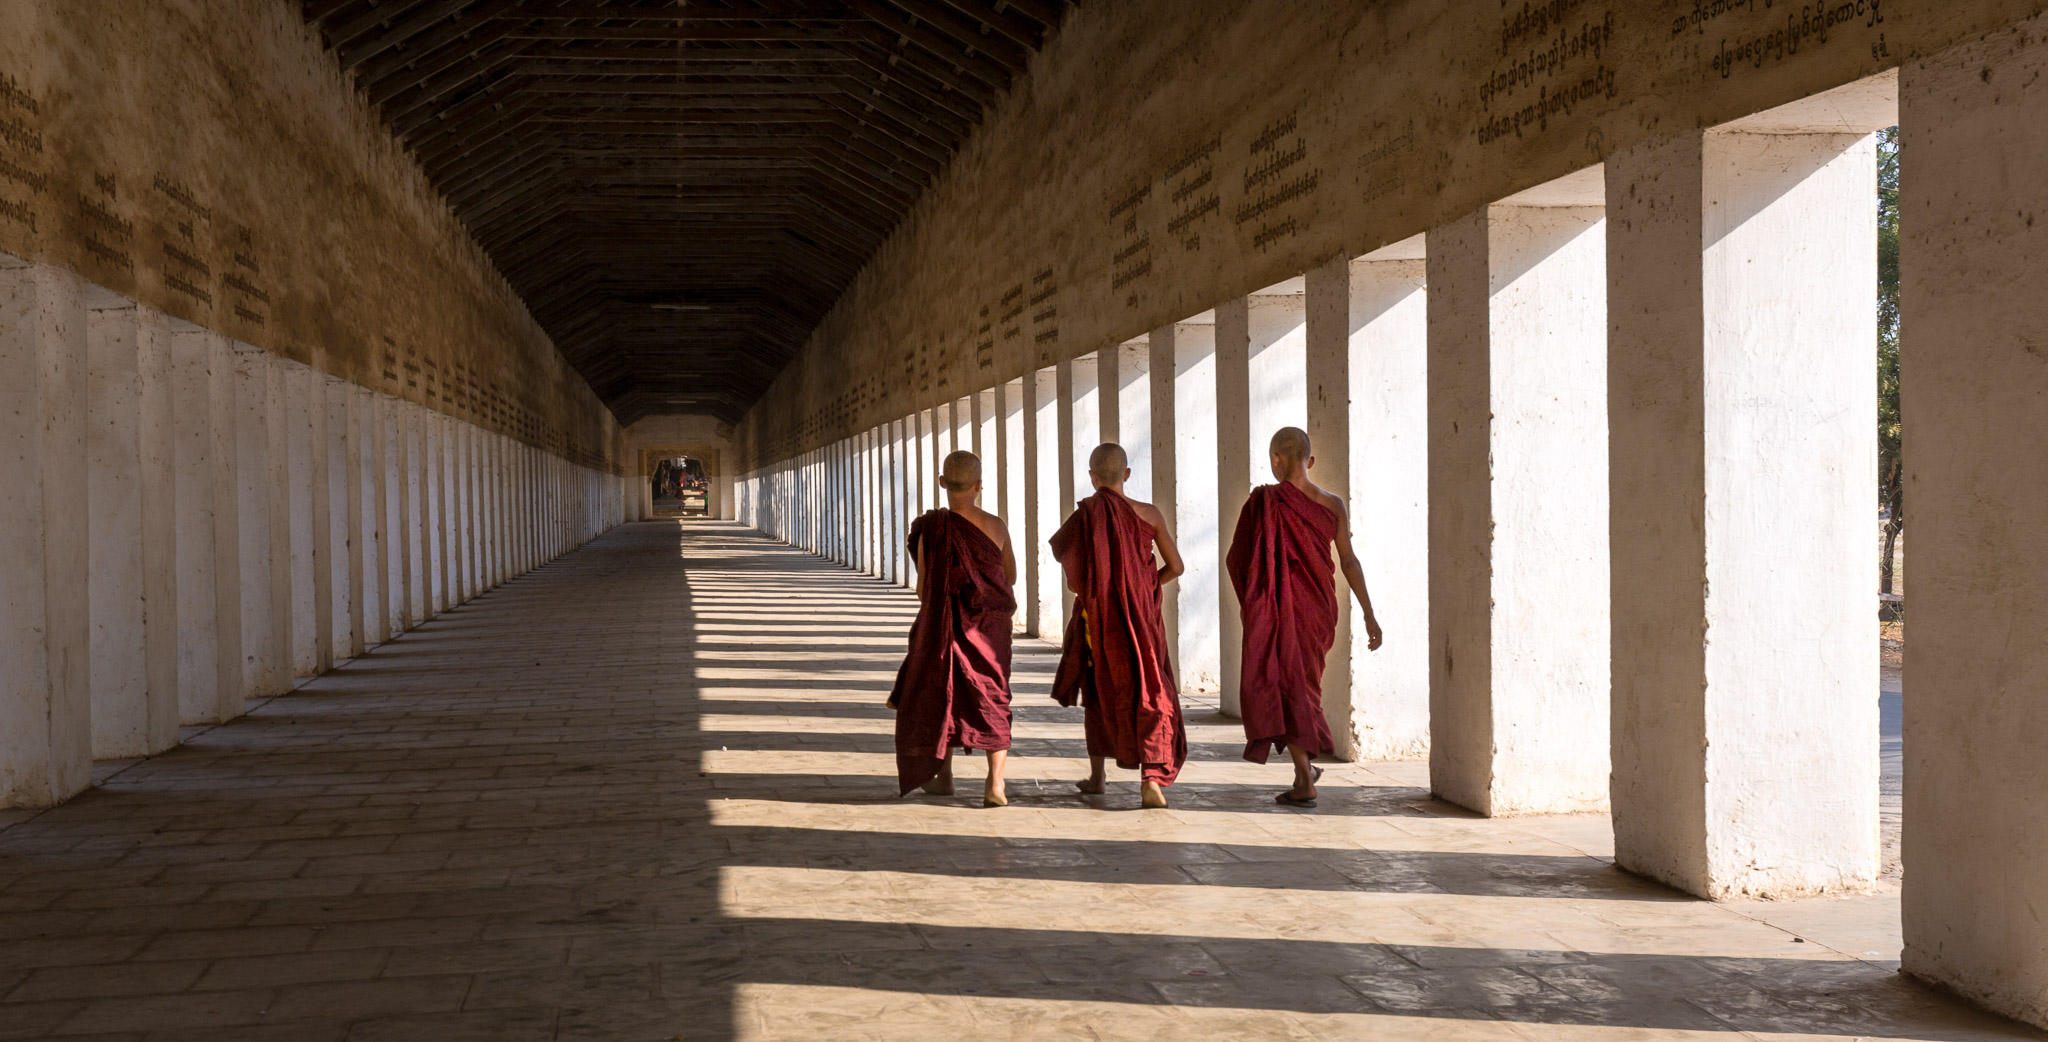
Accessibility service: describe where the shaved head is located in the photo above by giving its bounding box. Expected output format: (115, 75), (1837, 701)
(941, 450), (982, 493)
(1088, 443), (1129, 484)
(1270, 427), (1311, 461)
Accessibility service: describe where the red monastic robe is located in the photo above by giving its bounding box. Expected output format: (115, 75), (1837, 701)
(1227, 481), (1341, 764)
(889, 509), (1017, 796)
(1049, 489), (1186, 785)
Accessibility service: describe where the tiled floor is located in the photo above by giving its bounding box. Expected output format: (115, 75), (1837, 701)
(0, 520), (2036, 1041)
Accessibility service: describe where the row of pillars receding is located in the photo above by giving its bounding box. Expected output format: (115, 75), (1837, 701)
(737, 43), (2048, 1029)
(0, 253), (628, 811)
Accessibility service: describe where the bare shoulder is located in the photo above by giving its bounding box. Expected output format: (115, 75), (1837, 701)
(963, 505), (1009, 546)
(1127, 498), (1168, 530)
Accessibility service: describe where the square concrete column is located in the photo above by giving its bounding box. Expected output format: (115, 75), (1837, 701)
(1114, 338), (1153, 501)
(1901, 21), (2048, 1028)
(1608, 106), (1884, 896)
(426, 415), (447, 612)
(350, 389), (382, 651)
(265, 358), (295, 686)
(326, 379), (354, 661)
(281, 364), (316, 676)
(86, 300), (180, 758)
(233, 346), (290, 695)
(305, 368), (334, 674)
(954, 396), (972, 460)
(169, 328), (243, 724)
(1066, 353), (1100, 489)
(999, 380), (1026, 611)
(373, 396), (399, 636)
(0, 259), (90, 806)
(1148, 324), (1180, 664)
(1171, 317), (1221, 692)
(453, 423), (471, 601)
(974, 388), (998, 509)
(1097, 345), (1120, 447)
(436, 415), (455, 605)
(1214, 297), (1251, 716)
(1346, 243), (1432, 760)
(888, 419), (905, 585)
(1029, 365), (1062, 637)
(1426, 183), (1611, 816)
(401, 404), (425, 626)
(1304, 256), (1361, 760)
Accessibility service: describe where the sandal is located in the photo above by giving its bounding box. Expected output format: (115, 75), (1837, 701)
(1275, 791), (1318, 808)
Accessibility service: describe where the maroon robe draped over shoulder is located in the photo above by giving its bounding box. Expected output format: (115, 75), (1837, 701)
(1227, 481), (1341, 764)
(889, 509), (1016, 796)
(1049, 489), (1186, 785)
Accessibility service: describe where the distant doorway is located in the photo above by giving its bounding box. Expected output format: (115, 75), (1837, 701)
(653, 455), (709, 517)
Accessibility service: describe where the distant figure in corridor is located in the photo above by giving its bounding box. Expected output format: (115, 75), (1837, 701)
(887, 450), (1019, 807)
(1050, 443), (1187, 809)
(1227, 427), (1383, 809)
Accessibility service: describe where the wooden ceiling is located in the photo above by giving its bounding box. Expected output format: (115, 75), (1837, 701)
(300, 0), (1072, 424)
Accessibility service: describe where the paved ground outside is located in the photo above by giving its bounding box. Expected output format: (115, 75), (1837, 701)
(0, 520), (2029, 1041)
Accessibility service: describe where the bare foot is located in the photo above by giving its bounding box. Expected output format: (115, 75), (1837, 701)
(982, 786), (1008, 808)
(1074, 778), (1106, 795)
(1140, 780), (1169, 809)
(921, 770), (955, 797)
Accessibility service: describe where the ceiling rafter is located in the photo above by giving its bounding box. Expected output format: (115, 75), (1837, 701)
(302, 0), (1071, 424)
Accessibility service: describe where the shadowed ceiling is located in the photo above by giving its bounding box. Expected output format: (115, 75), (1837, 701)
(300, 0), (1072, 424)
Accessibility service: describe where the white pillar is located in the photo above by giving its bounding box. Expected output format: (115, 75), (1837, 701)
(351, 388), (381, 651)
(1608, 115), (1882, 896)
(1116, 339), (1153, 502)
(1346, 243), (1432, 760)
(1305, 256), (1360, 761)
(264, 357), (294, 687)
(891, 419), (907, 584)
(381, 397), (408, 634)
(1030, 366), (1062, 637)
(0, 259), (91, 806)
(1172, 317), (1221, 693)
(1901, 21), (2048, 1027)
(1426, 185), (1611, 816)
(1215, 298), (1251, 716)
(86, 300), (180, 757)
(1149, 324), (1180, 667)
(1096, 346), (1120, 448)
(282, 364), (317, 676)
(999, 381), (1025, 604)
(1067, 354), (1100, 489)
(401, 403), (424, 626)
(326, 379), (354, 662)
(170, 328), (242, 724)
(420, 413), (441, 611)
(953, 396), (972, 460)
(233, 347), (288, 694)
(305, 368), (334, 674)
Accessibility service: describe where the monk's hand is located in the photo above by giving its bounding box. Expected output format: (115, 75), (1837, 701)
(1365, 616), (1384, 651)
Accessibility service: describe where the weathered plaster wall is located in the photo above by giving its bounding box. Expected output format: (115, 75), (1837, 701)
(735, 0), (2042, 468)
(0, 0), (615, 469)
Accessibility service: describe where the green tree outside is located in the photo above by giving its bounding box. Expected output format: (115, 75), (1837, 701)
(1878, 125), (1902, 595)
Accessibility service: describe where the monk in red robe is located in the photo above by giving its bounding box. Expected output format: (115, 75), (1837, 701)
(888, 450), (1019, 806)
(1050, 443), (1186, 809)
(1227, 427), (1383, 808)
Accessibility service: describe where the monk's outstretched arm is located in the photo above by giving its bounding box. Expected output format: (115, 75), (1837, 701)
(1333, 506), (1383, 650)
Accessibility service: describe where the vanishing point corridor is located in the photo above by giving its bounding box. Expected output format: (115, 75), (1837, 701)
(0, 520), (2030, 1041)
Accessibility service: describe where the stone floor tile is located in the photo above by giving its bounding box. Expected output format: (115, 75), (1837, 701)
(0, 522), (2039, 1042)
(51, 990), (277, 1035)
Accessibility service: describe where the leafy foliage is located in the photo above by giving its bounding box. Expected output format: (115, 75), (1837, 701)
(1877, 126), (1904, 593)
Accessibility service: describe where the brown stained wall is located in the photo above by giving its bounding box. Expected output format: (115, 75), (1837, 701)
(0, 0), (617, 472)
(735, 0), (2045, 470)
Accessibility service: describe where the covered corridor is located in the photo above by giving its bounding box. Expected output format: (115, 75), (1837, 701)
(0, 520), (2030, 1041)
